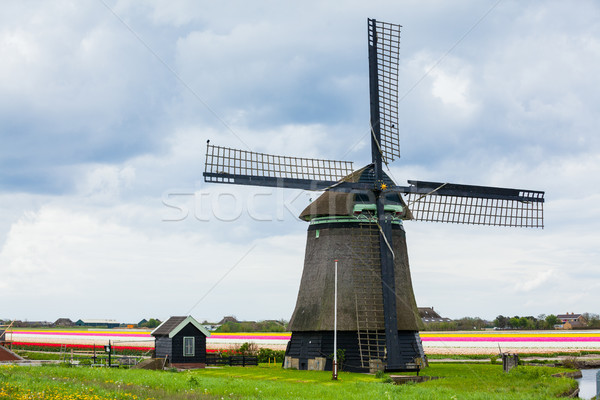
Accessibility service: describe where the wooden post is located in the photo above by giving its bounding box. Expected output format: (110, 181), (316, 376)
(332, 259), (338, 380)
(502, 353), (518, 372)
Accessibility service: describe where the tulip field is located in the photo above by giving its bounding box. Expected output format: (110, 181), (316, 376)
(6, 329), (600, 355)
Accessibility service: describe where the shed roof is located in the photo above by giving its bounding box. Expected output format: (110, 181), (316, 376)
(151, 316), (210, 338)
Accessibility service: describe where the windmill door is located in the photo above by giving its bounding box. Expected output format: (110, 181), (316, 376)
(298, 335), (321, 370)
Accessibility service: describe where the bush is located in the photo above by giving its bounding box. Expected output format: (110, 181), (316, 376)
(329, 349), (346, 371)
(561, 356), (582, 369)
(257, 348), (285, 363)
(215, 320), (288, 333)
(375, 370), (394, 384)
(238, 342), (259, 355)
(58, 362), (73, 368)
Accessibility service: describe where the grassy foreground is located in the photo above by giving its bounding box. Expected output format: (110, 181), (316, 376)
(0, 363), (577, 400)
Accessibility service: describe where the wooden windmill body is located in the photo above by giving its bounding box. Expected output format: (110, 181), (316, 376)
(285, 167), (425, 372)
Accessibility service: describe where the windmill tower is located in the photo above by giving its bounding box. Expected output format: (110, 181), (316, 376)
(203, 19), (544, 372)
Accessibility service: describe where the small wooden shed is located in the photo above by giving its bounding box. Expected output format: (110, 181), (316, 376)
(151, 316), (210, 369)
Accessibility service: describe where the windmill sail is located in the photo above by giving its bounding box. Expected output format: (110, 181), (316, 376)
(368, 18), (404, 370)
(368, 18), (401, 164)
(403, 180), (545, 228)
(204, 143), (354, 190)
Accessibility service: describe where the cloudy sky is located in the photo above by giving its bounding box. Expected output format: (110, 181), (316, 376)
(1, 0), (599, 324)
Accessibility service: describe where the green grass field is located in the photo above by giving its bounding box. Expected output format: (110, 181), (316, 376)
(0, 362), (578, 400)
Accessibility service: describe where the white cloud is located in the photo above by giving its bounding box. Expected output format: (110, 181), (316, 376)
(514, 269), (555, 292)
(80, 165), (136, 201)
(0, 204), (305, 321)
(427, 58), (478, 116)
(1, 1), (600, 323)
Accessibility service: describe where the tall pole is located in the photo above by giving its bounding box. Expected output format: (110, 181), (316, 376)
(332, 259), (338, 380)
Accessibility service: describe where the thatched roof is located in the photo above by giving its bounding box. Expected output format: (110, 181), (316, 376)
(418, 307), (443, 319)
(299, 165), (412, 221)
(288, 224), (423, 331)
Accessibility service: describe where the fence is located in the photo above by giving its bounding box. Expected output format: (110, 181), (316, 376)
(205, 354), (258, 367)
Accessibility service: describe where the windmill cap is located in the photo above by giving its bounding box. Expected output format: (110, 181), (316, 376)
(298, 165), (411, 221)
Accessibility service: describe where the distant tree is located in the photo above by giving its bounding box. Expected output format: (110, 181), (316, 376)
(216, 322), (240, 332)
(494, 315), (508, 328)
(545, 314), (560, 329)
(519, 317), (534, 330)
(582, 313), (600, 328)
(508, 317), (521, 329)
(421, 321), (458, 331)
(453, 317), (489, 330)
(534, 318), (546, 330)
(141, 318), (161, 328)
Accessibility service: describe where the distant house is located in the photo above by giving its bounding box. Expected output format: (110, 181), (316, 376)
(12, 320), (52, 328)
(152, 316), (210, 369)
(202, 322), (221, 331)
(54, 318), (74, 327)
(218, 316), (240, 324)
(138, 319), (148, 327)
(75, 319), (120, 329)
(418, 307), (452, 324)
(556, 313), (588, 330)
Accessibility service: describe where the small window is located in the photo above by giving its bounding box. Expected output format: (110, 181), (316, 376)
(183, 337), (195, 357)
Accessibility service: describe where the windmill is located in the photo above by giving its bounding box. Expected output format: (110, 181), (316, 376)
(203, 19), (544, 372)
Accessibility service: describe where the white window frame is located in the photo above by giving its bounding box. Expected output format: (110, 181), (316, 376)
(183, 336), (195, 357)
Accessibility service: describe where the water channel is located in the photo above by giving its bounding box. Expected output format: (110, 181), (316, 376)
(576, 368), (599, 399)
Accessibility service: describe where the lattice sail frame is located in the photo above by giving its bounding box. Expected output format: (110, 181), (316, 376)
(369, 19), (401, 163)
(204, 143), (354, 184)
(404, 186), (545, 228)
